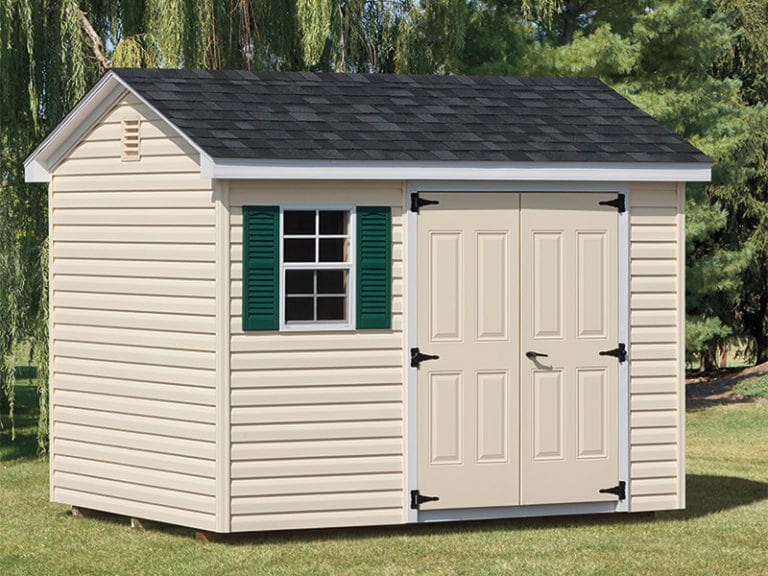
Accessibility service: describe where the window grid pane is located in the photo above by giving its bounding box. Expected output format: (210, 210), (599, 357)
(282, 209), (351, 325)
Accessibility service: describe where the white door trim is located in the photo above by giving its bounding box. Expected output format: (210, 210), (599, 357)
(404, 180), (631, 522)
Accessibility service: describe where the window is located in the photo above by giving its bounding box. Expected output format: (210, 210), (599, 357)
(242, 204), (391, 332)
(281, 208), (354, 328)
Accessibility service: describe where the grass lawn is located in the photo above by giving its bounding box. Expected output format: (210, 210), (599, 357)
(1, 384), (766, 576)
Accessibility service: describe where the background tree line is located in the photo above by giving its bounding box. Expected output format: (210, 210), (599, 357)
(2, 0), (767, 450)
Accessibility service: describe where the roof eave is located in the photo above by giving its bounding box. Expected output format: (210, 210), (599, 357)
(202, 159), (712, 182)
(24, 70), (213, 183)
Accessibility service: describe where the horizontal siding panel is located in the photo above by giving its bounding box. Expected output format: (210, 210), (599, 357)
(52, 174), (212, 192)
(54, 488), (216, 531)
(54, 357), (215, 388)
(231, 473), (402, 497)
(229, 186), (403, 209)
(630, 494), (680, 512)
(53, 276), (215, 299)
(631, 242), (677, 260)
(53, 260), (215, 280)
(630, 276), (677, 293)
(630, 393), (678, 411)
(630, 427), (678, 445)
(54, 155), (201, 176)
(630, 478), (678, 497)
(631, 309), (678, 327)
(631, 260), (677, 276)
(230, 367), (403, 388)
(630, 293), (677, 310)
(67, 137), (195, 160)
(54, 472), (215, 514)
(85, 121), (179, 142)
(54, 292), (214, 316)
(53, 242), (215, 261)
(631, 327), (677, 344)
(231, 350), (403, 371)
(54, 455), (215, 496)
(231, 438), (402, 461)
(231, 385), (403, 406)
(54, 324), (216, 352)
(54, 341), (215, 370)
(231, 420), (402, 443)
(54, 390), (215, 423)
(55, 308), (215, 334)
(53, 207), (212, 226)
(630, 187), (678, 207)
(231, 455), (403, 479)
(54, 406), (215, 441)
(231, 490), (401, 515)
(53, 225), (215, 243)
(630, 360), (678, 378)
(630, 344), (677, 361)
(631, 460), (678, 479)
(631, 410), (678, 428)
(54, 373), (216, 405)
(630, 377), (679, 394)
(54, 438), (215, 478)
(631, 226), (677, 242)
(230, 332), (401, 352)
(230, 508), (404, 532)
(630, 212), (677, 226)
(631, 444), (678, 462)
(232, 313), (407, 333)
(54, 422), (215, 460)
(231, 403), (402, 425)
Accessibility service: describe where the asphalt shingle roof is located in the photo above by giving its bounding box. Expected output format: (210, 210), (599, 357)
(112, 68), (709, 164)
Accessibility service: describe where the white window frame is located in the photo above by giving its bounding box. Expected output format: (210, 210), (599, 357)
(279, 205), (356, 332)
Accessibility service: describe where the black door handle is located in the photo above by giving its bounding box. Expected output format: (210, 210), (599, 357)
(525, 351), (549, 359)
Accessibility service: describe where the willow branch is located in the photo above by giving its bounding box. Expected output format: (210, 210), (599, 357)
(78, 10), (110, 71)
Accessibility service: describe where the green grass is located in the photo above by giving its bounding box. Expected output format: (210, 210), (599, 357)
(2, 385), (767, 576)
(731, 374), (768, 399)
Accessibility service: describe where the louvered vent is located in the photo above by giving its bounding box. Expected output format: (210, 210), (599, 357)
(121, 119), (140, 161)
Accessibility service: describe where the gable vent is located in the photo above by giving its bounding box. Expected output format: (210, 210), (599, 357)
(121, 119), (141, 161)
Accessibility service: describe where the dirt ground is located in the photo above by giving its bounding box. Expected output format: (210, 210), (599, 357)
(686, 361), (768, 409)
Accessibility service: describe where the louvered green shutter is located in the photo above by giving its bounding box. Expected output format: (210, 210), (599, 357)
(242, 206), (279, 331)
(356, 206), (392, 329)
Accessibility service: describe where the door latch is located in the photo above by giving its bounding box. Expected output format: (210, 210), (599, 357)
(599, 481), (626, 500)
(411, 347), (439, 368)
(599, 343), (627, 363)
(410, 490), (440, 509)
(525, 351), (549, 359)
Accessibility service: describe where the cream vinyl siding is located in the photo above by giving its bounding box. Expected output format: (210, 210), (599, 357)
(629, 182), (685, 512)
(49, 94), (219, 531)
(229, 180), (405, 532)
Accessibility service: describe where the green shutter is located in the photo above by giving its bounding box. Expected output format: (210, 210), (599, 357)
(242, 206), (279, 331)
(356, 206), (392, 329)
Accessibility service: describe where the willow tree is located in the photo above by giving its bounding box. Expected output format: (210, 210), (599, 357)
(2, 0), (484, 451)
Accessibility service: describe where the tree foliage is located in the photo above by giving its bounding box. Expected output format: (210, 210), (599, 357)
(3, 0), (768, 450)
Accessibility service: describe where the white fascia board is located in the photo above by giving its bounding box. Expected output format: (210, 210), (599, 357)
(24, 71), (211, 183)
(205, 159), (711, 182)
(24, 73), (126, 182)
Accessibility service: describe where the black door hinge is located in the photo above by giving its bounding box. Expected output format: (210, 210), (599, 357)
(411, 347), (440, 368)
(411, 193), (440, 213)
(410, 489), (440, 509)
(599, 343), (627, 363)
(598, 193), (626, 213)
(599, 481), (626, 501)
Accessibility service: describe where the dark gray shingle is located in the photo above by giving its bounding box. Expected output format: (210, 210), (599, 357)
(112, 68), (709, 164)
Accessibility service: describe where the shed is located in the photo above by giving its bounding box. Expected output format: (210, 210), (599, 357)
(25, 69), (711, 536)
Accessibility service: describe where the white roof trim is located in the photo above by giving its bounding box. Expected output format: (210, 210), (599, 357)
(25, 70), (711, 184)
(24, 71), (212, 183)
(202, 159), (711, 182)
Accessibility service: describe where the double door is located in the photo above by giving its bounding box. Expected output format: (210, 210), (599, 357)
(416, 192), (620, 509)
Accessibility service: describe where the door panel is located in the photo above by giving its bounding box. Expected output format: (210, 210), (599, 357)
(520, 193), (619, 505)
(417, 193), (520, 509)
